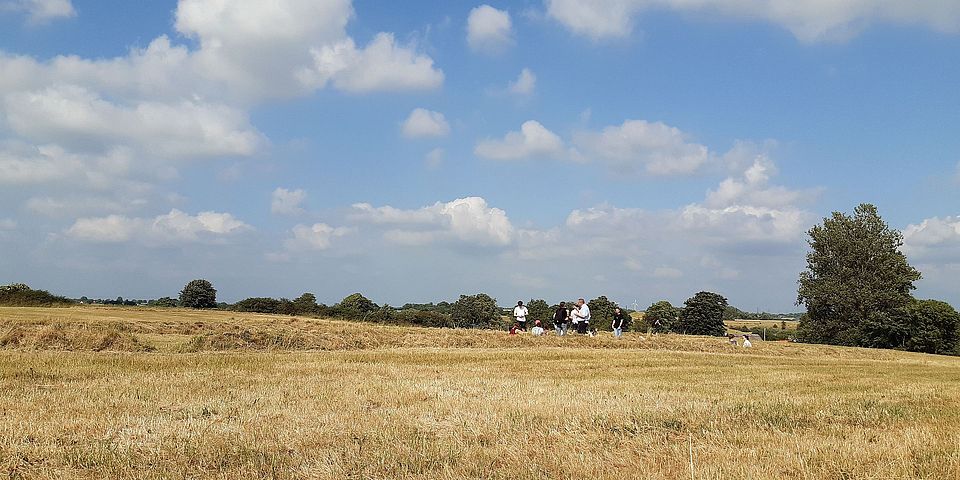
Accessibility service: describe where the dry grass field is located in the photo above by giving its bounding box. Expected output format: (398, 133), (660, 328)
(2, 306), (959, 479)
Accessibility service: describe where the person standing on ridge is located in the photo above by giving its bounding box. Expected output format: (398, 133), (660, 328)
(553, 302), (568, 336)
(611, 307), (627, 338)
(514, 300), (529, 332)
(575, 298), (591, 334)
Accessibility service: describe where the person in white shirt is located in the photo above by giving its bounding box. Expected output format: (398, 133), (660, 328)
(531, 320), (545, 336)
(575, 298), (591, 334)
(742, 334), (753, 348)
(513, 301), (529, 331)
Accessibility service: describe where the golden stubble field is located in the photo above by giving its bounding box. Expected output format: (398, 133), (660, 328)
(2, 306), (959, 479)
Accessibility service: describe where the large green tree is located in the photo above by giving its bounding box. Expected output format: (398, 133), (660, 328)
(588, 296), (618, 331)
(797, 204), (921, 346)
(861, 299), (960, 355)
(526, 299), (551, 324)
(335, 293), (378, 318)
(643, 301), (680, 333)
(450, 293), (501, 328)
(678, 292), (728, 336)
(292, 292), (318, 315)
(178, 279), (217, 309)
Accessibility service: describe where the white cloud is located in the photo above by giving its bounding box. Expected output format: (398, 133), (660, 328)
(467, 5), (513, 54)
(546, 0), (960, 43)
(351, 196), (514, 247)
(514, 155), (812, 295)
(302, 33), (444, 93)
(508, 68), (536, 95)
(66, 209), (251, 245)
(401, 108), (451, 138)
(286, 223), (354, 250)
(704, 154), (808, 209)
(4, 85), (262, 158)
(903, 216), (960, 264)
(0, 218), (16, 230)
(572, 119), (709, 175)
(475, 120), (566, 160)
(175, 0), (354, 100)
(271, 188), (307, 215)
(2, 0), (75, 24)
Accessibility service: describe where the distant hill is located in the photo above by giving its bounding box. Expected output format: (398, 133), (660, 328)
(723, 305), (802, 320)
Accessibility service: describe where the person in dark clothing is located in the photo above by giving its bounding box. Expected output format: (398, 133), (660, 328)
(553, 302), (568, 336)
(611, 307), (628, 338)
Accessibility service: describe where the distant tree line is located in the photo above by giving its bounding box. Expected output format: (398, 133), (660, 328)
(8, 203), (958, 357)
(722, 306), (802, 321)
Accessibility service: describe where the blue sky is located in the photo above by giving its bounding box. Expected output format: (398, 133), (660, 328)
(1, 0), (958, 311)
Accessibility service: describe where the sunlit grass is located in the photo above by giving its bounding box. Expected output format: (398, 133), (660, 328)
(1, 306), (958, 479)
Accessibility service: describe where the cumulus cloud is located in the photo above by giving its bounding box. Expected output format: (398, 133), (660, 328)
(401, 108), (451, 138)
(0, 0), (446, 226)
(285, 223), (354, 250)
(572, 119), (710, 175)
(271, 188), (306, 215)
(4, 85), (262, 158)
(301, 33), (444, 93)
(475, 121), (566, 160)
(903, 216), (960, 264)
(351, 196), (514, 247)
(514, 154), (812, 291)
(467, 5), (513, 54)
(66, 209), (251, 245)
(545, 0), (960, 43)
(508, 68), (536, 95)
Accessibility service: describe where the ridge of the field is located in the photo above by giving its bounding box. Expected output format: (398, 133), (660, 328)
(0, 305), (953, 362)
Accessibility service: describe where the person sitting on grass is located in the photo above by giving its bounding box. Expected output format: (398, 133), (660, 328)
(728, 334), (738, 346)
(509, 323), (520, 335)
(531, 320), (545, 336)
(742, 334), (753, 348)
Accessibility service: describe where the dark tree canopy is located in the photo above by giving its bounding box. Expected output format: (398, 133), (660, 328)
(860, 299), (960, 355)
(797, 204), (921, 346)
(450, 293), (501, 328)
(233, 297), (282, 313)
(292, 293), (318, 315)
(148, 297), (178, 307)
(0, 283), (73, 306)
(525, 299), (551, 323)
(336, 293), (378, 315)
(179, 279), (217, 309)
(588, 296), (618, 331)
(678, 292), (728, 336)
(643, 300), (680, 333)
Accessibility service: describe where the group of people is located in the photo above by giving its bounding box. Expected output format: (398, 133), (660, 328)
(510, 299), (630, 338)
